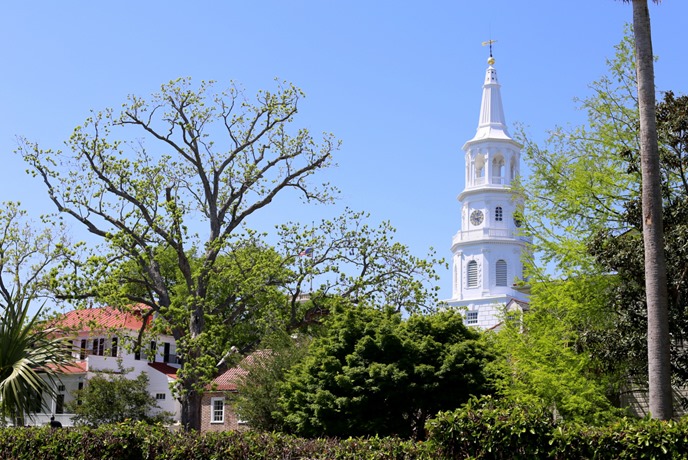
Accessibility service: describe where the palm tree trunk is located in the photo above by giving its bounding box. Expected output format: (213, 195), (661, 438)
(632, 0), (672, 420)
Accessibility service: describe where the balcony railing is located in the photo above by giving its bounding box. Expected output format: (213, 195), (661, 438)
(453, 228), (531, 245)
(470, 176), (508, 187)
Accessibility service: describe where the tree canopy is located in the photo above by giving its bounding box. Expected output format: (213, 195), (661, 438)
(517, 27), (686, 415)
(18, 78), (443, 430)
(278, 304), (494, 439)
(67, 365), (172, 426)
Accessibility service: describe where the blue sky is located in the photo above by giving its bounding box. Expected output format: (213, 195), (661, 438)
(1, 1), (685, 302)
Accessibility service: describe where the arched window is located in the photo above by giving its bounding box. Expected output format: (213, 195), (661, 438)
(474, 154), (486, 184)
(495, 206), (503, 222)
(496, 259), (507, 286)
(492, 156), (505, 183)
(467, 260), (478, 288)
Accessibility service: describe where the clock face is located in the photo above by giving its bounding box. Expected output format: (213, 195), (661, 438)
(470, 210), (484, 226)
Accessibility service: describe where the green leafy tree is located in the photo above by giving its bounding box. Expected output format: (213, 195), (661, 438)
(589, 91), (688, 400)
(0, 298), (72, 426)
(18, 78), (443, 431)
(19, 78), (339, 430)
(488, 277), (622, 424)
(67, 365), (172, 426)
(0, 202), (73, 426)
(518, 31), (639, 277)
(233, 331), (311, 432)
(278, 304), (493, 439)
(521, 19), (675, 418)
(277, 208), (444, 321)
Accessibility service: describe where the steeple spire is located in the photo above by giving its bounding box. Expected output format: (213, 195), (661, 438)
(467, 53), (513, 144)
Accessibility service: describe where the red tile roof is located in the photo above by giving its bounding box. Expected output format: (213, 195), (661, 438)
(53, 305), (151, 333)
(209, 350), (270, 391)
(49, 361), (88, 374)
(148, 362), (179, 379)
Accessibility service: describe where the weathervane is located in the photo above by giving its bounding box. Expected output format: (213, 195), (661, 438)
(481, 39), (497, 65)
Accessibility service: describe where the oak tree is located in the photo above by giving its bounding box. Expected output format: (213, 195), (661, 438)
(19, 78), (339, 430)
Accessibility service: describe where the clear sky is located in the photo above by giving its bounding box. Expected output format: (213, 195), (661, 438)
(1, 1), (685, 302)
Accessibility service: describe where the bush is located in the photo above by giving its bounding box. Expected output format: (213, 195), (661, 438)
(0, 422), (435, 460)
(426, 395), (688, 459)
(4, 411), (688, 459)
(426, 396), (555, 459)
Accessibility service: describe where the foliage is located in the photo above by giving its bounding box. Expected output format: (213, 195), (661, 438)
(587, 90), (688, 397)
(0, 202), (75, 425)
(233, 331), (311, 432)
(0, 202), (74, 307)
(277, 208), (444, 318)
(518, 29), (639, 277)
(0, 422), (436, 460)
(4, 412), (688, 459)
(19, 77), (340, 429)
(426, 396), (555, 459)
(518, 27), (688, 411)
(0, 298), (72, 426)
(66, 364), (172, 426)
(278, 304), (494, 439)
(18, 77), (443, 430)
(488, 277), (623, 425)
(426, 395), (688, 459)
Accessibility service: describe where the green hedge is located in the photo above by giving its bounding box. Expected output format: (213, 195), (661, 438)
(425, 396), (688, 459)
(0, 423), (433, 460)
(4, 406), (688, 460)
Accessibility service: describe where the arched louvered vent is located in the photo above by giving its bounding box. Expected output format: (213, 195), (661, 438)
(496, 259), (507, 286)
(467, 260), (478, 288)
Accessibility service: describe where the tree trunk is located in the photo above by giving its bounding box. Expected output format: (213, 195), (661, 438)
(632, 0), (673, 420)
(181, 391), (202, 431)
(179, 304), (206, 430)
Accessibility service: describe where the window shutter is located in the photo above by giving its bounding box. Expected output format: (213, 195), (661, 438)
(467, 261), (478, 288)
(496, 260), (507, 286)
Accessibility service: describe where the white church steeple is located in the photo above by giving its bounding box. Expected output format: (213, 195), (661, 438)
(468, 56), (512, 142)
(447, 52), (530, 329)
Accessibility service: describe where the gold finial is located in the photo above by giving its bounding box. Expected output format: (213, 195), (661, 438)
(482, 39), (497, 65)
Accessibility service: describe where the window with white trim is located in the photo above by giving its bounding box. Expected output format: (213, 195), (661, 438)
(211, 397), (224, 423)
(466, 311), (478, 325)
(496, 259), (507, 286)
(495, 206), (503, 222)
(467, 260), (478, 288)
(156, 393), (166, 400)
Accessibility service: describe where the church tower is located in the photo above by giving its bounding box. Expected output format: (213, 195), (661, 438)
(447, 52), (529, 329)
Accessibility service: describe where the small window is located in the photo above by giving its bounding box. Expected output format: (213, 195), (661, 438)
(211, 397), (224, 423)
(80, 339), (87, 360)
(496, 260), (507, 286)
(466, 311), (479, 325)
(163, 342), (171, 363)
(495, 206), (503, 222)
(30, 390), (42, 413)
(467, 261), (478, 288)
(55, 394), (65, 414)
(111, 337), (118, 357)
(156, 393), (166, 400)
(150, 341), (157, 363)
(57, 384), (65, 392)
(93, 338), (105, 356)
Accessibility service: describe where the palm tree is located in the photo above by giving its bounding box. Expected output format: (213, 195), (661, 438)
(0, 298), (72, 426)
(622, 0), (672, 419)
